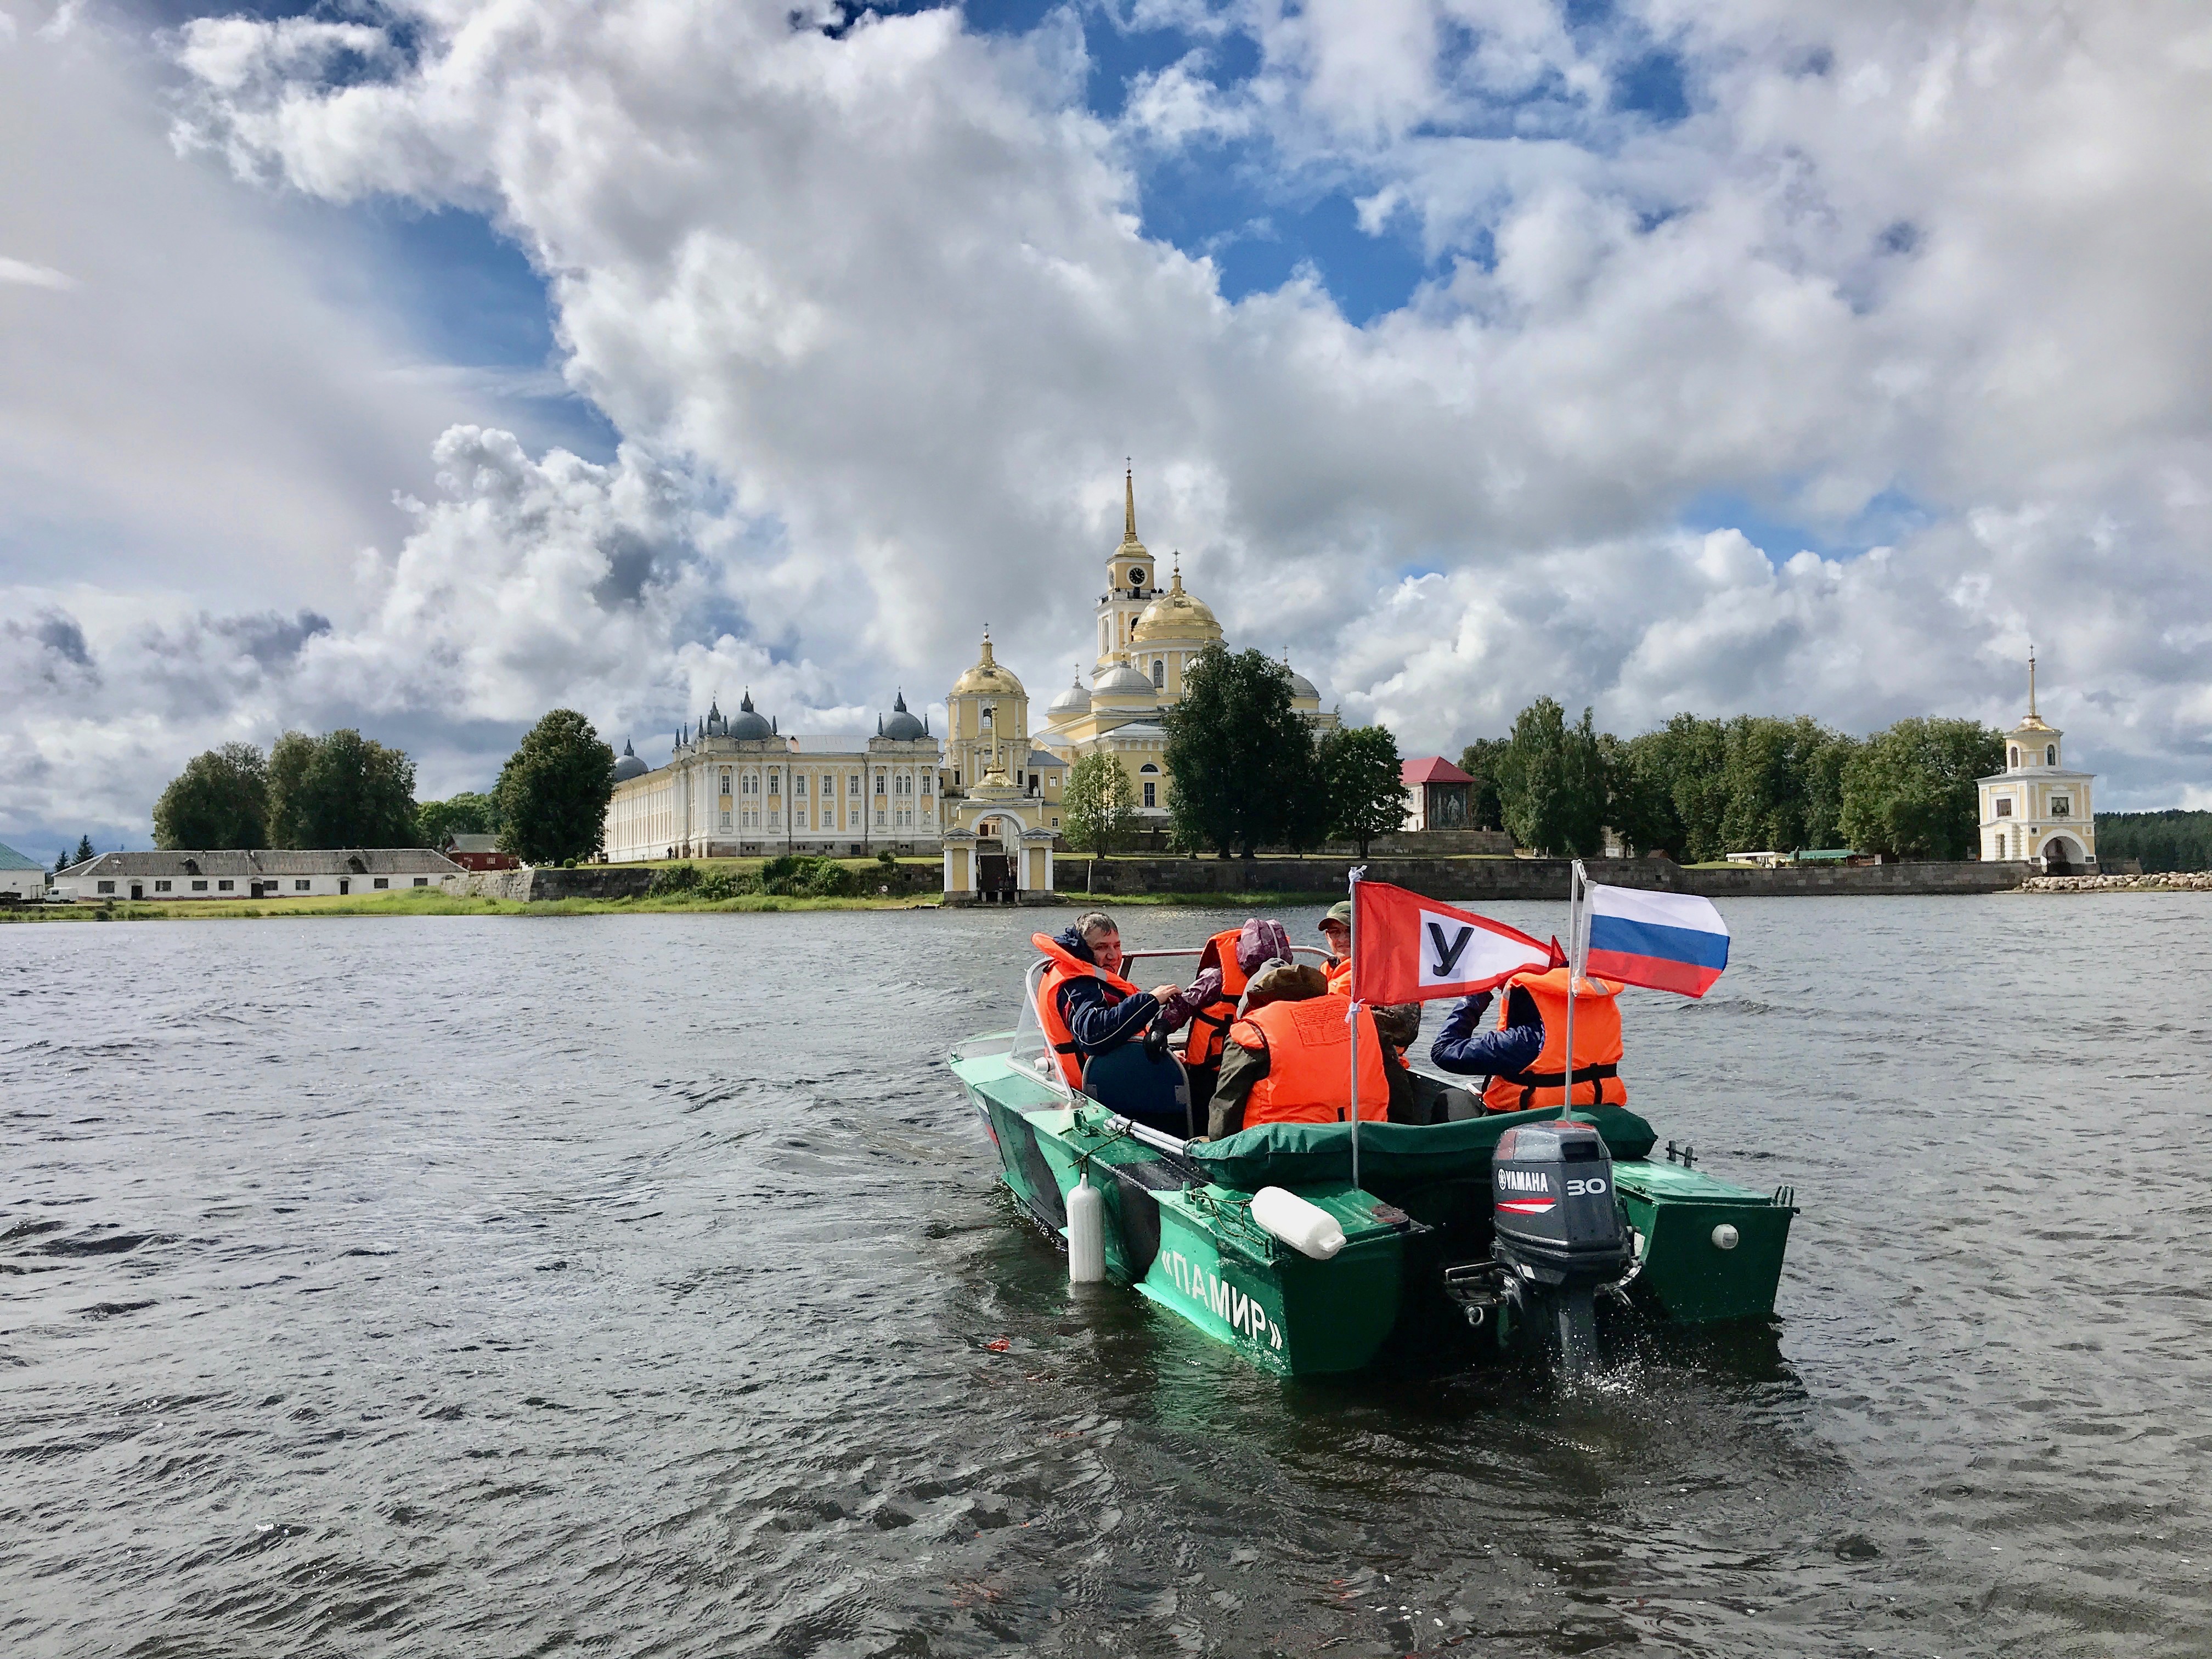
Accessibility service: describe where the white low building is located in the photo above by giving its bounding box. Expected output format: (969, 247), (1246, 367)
(0, 840), (48, 900)
(52, 849), (464, 901)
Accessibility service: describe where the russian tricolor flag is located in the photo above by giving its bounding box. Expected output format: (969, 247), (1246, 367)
(1581, 883), (1730, 998)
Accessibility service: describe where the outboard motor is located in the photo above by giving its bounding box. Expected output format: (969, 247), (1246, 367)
(1492, 1121), (1630, 1372)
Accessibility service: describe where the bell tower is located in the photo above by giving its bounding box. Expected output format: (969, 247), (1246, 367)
(1096, 464), (1159, 670)
(1978, 647), (2097, 871)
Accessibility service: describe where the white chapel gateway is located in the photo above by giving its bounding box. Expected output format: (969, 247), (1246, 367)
(1978, 654), (2096, 872)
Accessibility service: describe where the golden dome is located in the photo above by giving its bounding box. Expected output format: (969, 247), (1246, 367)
(1132, 557), (1220, 643)
(950, 631), (1025, 698)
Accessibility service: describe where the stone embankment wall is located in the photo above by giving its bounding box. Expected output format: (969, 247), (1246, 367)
(2021, 872), (2212, 894)
(449, 867), (657, 902)
(1065, 855), (2036, 900)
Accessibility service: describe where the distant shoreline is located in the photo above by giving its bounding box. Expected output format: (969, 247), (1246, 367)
(0, 888), (1362, 922)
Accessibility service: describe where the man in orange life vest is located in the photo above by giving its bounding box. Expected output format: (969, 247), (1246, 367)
(1317, 900), (1355, 994)
(1032, 911), (1194, 1090)
(1204, 963), (1420, 1138)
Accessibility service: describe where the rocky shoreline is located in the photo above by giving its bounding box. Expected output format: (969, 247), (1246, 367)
(2019, 872), (2212, 893)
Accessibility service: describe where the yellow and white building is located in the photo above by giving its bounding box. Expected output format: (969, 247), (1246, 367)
(1033, 470), (1334, 821)
(606, 469), (1334, 892)
(602, 691), (944, 861)
(1978, 658), (2096, 870)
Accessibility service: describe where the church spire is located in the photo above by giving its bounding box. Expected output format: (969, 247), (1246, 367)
(2028, 646), (2038, 718)
(1117, 463), (1148, 558)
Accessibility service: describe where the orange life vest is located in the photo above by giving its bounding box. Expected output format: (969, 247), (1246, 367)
(1324, 956), (1353, 996)
(1032, 932), (1142, 1090)
(1183, 928), (1252, 1071)
(1481, 967), (1627, 1113)
(1229, 993), (1390, 1127)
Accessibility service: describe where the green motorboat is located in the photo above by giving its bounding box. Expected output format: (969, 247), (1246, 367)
(949, 945), (1797, 1378)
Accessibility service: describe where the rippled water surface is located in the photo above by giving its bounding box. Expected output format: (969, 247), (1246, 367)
(5, 896), (2212, 1657)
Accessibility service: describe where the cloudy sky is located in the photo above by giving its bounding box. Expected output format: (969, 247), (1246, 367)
(4, 0), (2210, 857)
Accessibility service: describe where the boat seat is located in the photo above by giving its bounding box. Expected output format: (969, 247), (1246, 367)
(1081, 1043), (1195, 1138)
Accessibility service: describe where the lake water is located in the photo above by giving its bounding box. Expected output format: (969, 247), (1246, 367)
(4, 895), (2210, 1657)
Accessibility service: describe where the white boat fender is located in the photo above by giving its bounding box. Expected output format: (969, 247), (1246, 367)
(1251, 1187), (1346, 1261)
(1067, 1170), (1106, 1284)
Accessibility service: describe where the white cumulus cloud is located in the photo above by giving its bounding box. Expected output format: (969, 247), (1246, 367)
(3, 0), (2210, 853)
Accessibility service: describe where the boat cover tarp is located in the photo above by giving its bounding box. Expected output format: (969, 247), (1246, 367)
(1185, 1103), (1658, 1192)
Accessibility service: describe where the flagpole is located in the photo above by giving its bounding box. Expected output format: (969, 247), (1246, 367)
(1562, 860), (1583, 1119)
(1347, 864), (1364, 1193)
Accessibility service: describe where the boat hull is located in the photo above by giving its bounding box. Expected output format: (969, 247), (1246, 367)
(952, 1037), (1795, 1378)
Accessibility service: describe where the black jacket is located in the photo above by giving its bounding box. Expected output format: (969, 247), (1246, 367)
(1428, 987), (1545, 1078)
(1050, 925), (1158, 1068)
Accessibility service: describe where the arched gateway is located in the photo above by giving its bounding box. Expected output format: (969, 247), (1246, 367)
(942, 639), (1059, 904)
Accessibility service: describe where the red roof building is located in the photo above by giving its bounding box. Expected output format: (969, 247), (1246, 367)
(1401, 755), (1475, 831)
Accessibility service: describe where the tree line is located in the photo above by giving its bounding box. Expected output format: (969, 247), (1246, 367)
(2094, 810), (2212, 873)
(1063, 644), (2016, 864)
(1459, 699), (2006, 860)
(142, 711), (617, 866)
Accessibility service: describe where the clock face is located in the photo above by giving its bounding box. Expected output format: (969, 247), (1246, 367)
(1128, 567), (1145, 587)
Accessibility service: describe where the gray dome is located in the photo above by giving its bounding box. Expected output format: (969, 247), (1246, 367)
(881, 690), (927, 741)
(1287, 668), (1318, 699)
(612, 738), (648, 781)
(1047, 675), (1090, 718)
(726, 690), (775, 742)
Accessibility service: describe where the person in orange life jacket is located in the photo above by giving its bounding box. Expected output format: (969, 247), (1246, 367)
(1312, 898), (1432, 1073)
(1183, 918), (1292, 1102)
(1205, 963), (1424, 1138)
(1317, 900), (1354, 994)
(1035, 911), (1195, 1090)
(1426, 980), (1549, 1104)
(1467, 967), (1625, 1112)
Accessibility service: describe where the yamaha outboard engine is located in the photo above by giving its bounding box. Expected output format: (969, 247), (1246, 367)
(1492, 1121), (1630, 1372)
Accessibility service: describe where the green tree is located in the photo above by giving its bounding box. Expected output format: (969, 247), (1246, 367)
(1601, 731), (1681, 857)
(1455, 737), (1509, 832)
(1497, 697), (1605, 856)
(416, 790), (501, 848)
(2095, 810), (2212, 873)
(1838, 718), (2002, 859)
(1062, 750), (1138, 873)
(1802, 729), (1860, 849)
(266, 729), (417, 848)
(496, 710), (615, 865)
(266, 731), (315, 847)
(1162, 645), (1316, 857)
(72, 834), (95, 868)
(1318, 724), (1404, 857)
(151, 742), (269, 850)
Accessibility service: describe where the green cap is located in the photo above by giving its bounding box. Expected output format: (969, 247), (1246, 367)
(1322, 900), (1352, 929)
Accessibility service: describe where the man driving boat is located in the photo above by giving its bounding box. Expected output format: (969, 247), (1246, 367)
(1317, 900), (1355, 994)
(1032, 911), (1193, 1090)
